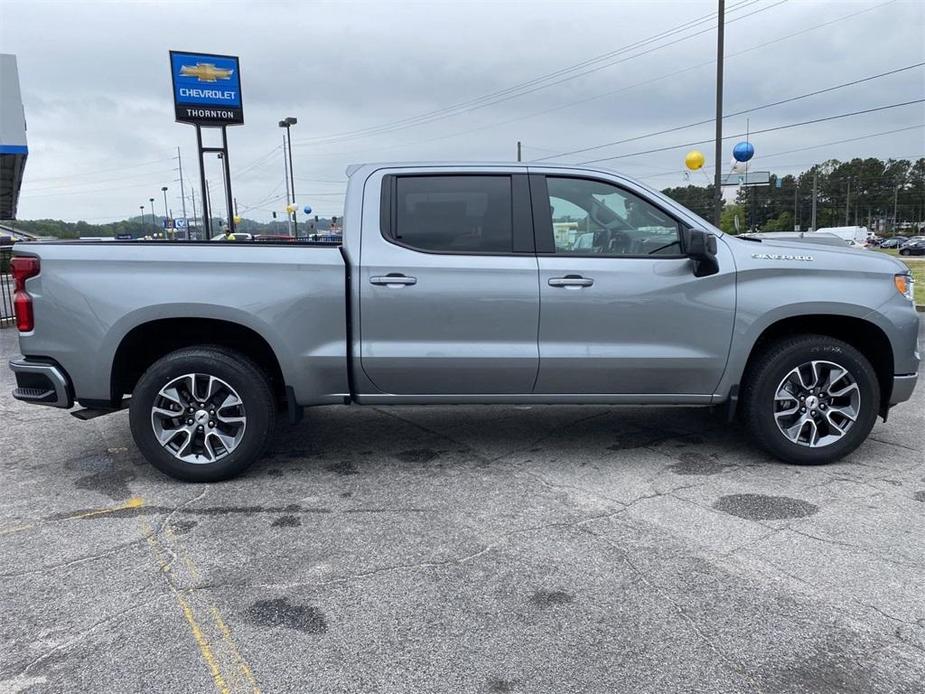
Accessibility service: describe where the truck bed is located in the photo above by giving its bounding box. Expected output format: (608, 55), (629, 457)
(15, 240), (350, 406)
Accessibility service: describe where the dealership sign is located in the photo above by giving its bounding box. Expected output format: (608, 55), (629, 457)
(169, 51), (243, 125)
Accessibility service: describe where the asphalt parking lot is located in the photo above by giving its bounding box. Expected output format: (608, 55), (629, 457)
(1, 325), (923, 694)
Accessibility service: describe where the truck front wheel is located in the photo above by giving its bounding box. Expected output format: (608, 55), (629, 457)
(741, 335), (879, 465)
(129, 346), (276, 482)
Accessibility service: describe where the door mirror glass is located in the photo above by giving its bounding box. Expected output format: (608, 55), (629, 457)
(682, 228), (719, 277)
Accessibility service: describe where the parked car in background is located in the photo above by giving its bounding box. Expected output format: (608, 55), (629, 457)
(815, 225), (871, 244)
(899, 239), (925, 256)
(9, 162), (920, 481)
(901, 236), (925, 247)
(740, 231), (850, 247)
(880, 237), (909, 249)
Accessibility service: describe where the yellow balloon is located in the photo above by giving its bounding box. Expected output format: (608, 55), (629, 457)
(286, 204), (297, 213)
(685, 150), (705, 171)
(233, 215), (242, 224)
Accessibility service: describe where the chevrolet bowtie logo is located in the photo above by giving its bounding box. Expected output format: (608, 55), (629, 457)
(179, 63), (234, 82)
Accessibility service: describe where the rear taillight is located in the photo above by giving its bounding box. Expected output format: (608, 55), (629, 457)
(10, 256), (40, 332)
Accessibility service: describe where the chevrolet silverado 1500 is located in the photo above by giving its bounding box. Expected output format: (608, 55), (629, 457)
(9, 163), (920, 481)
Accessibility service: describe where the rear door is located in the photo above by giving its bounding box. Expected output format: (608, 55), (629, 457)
(531, 172), (736, 396)
(358, 170), (539, 395)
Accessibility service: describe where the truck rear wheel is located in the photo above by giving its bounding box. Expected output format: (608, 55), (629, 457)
(741, 335), (879, 465)
(129, 346), (275, 482)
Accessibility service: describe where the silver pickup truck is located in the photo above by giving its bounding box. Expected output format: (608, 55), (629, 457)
(9, 163), (920, 481)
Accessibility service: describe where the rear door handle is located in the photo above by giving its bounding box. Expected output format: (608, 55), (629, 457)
(370, 274), (417, 287)
(548, 275), (593, 288)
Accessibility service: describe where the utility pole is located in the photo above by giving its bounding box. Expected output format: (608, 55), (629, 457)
(516, 141), (522, 162)
(811, 171), (817, 231)
(845, 178), (851, 225)
(893, 185), (900, 232)
(794, 176), (799, 230)
(177, 147), (188, 221)
(712, 0), (725, 227)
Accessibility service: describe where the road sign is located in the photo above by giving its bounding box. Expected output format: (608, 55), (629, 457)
(175, 217), (188, 229)
(169, 51), (243, 126)
(162, 218), (175, 229)
(720, 171), (770, 187)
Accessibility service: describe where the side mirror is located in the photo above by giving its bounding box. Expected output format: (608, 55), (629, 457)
(682, 228), (719, 277)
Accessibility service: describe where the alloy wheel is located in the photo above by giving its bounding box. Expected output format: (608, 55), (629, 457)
(150, 373), (247, 464)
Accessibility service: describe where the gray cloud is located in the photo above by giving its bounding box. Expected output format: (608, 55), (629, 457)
(1, 0), (923, 222)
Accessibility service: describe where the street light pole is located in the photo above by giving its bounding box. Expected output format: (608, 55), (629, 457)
(139, 205), (145, 235)
(149, 197), (156, 237)
(712, 0), (725, 227)
(279, 117), (298, 236)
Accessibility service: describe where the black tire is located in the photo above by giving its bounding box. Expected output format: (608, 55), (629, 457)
(741, 335), (879, 465)
(899, 248), (910, 256)
(129, 346), (276, 482)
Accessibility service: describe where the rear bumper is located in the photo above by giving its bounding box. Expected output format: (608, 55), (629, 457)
(889, 373), (918, 405)
(9, 355), (74, 408)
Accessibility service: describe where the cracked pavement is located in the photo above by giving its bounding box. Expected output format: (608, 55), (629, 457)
(1, 325), (923, 694)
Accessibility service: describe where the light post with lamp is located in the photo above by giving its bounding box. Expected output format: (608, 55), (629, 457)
(278, 117), (297, 236)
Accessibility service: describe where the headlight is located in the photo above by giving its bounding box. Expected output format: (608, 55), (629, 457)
(894, 273), (915, 302)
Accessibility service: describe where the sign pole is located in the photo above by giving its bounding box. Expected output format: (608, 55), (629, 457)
(221, 126), (235, 234)
(195, 125), (211, 239)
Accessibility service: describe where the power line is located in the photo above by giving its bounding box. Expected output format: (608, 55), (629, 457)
(291, 0), (783, 147)
(537, 62), (925, 162)
(291, 0), (895, 158)
(578, 98), (925, 165)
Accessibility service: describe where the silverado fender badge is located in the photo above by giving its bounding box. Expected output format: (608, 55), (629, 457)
(751, 253), (814, 262)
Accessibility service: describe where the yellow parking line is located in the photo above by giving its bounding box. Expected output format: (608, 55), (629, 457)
(143, 523), (231, 694)
(0, 497), (145, 537)
(145, 519), (260, 693)
(209, 606), (262, 694)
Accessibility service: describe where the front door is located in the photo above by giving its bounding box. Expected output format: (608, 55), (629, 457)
(532, 174), (736, 396)
(359, 172), (539, 395)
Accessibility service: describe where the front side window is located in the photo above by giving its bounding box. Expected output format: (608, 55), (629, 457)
(546, 177), (682, 256)
(392, 175), (513, 253)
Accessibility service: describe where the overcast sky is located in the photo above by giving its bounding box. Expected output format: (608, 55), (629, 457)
(1, 0), (923, 223)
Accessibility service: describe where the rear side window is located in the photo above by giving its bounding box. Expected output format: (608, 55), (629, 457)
(389, 175), (513, 253)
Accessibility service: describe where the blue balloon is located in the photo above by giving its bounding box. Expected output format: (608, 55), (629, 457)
(733, 141), (755, 162)
(303, 205), (312, 215)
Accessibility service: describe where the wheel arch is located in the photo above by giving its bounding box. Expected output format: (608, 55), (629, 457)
(739, 314), (894, 413)
(111, 317), (287, 405)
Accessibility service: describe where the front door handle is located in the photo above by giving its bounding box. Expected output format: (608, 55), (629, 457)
(548, 275), (593, 288)
(370, 274), (417, 287)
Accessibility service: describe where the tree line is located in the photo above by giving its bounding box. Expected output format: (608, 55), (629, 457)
(661, 157), (925, 234)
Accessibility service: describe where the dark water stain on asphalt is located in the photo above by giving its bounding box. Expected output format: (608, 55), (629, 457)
(326, 460), (358, 475)
(529, 589), (574, 607)
(395, 449), (440, 464)
(170, 519), (197, 535)
(271, 515), (301, 528)
(264, 469), (284, 477)
(66, 454), (136, 501)
(714, 493), (818, 520)
(757, 638), (881, 694)
(913, 490), (925, 503)
(668, 451), (727, 476)
(487, 679), (519, 693)
(245, 598), (326, 633)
